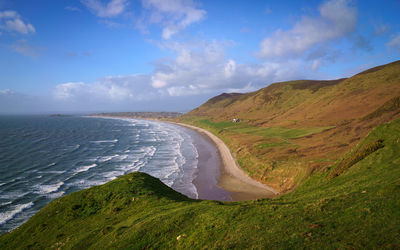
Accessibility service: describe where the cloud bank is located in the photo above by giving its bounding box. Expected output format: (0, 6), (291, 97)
(81, 0), (206, 39)
(81, 0), (128, 18)
(0, 10), (35, 34)
(141, 0), (206, 39)
(52, 39), (305, 108)
(258, 0), (357, 59)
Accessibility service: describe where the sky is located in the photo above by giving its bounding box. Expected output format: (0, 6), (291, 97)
(0, 0), (399, 114)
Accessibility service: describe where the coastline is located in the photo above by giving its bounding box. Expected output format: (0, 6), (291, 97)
(90, 115), (279, 201)
(182, 127), (231, 201)
(171, 122), (279, 201)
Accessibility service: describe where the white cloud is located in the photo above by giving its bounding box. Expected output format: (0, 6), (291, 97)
(387, 34), (400, 52)
(52, 39), (309, 108)
(54, 82), (86, 100)
(0, 89), (13, 95)
(0, 10), (35, 34)
(141, 0), (206, 39)
(224, 59), (236, 78)
(149, 40), (305, 96)
(258, 0), (356, 59)
(311, 59), (322, 71)
(100, 19), (123, 28)
(81, 0), (205, 38)
(0, 10), (17, 19)
(53, 75), (155, 102)
(81, 0), (128, 18)
(65, 6), (82, 12)
(166, 85), (201, 96)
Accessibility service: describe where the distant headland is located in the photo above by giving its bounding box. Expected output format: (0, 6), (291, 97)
(90, 112), (183, 120)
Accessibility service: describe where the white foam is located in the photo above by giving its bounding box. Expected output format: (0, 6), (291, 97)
(47, 162), (56, 167)
(47, 191), (65, 199)
(0, 202), (34, 225)
(63, 144), (81, 151)
(38, 170), (66, 174)
(70, 179), (105, 189)
(116, 154), (129, 161)
(36, 181), (64, 194)
(103, 171), (124, 179)
(88, 157), (99, 162)
(75, 164), (97, 173)
(81, 117), (199, 199)
(0, 201), (12, 207)
(99, 154), (119, 162)
(144, 146), (156, 157)
(91, 139), (118, 143)
(0, 191), (30, 200)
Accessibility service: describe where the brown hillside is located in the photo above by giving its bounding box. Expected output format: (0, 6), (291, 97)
(181, 60), (400, 193)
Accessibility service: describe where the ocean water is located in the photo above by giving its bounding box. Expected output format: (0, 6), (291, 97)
(0, 115), (199, 233)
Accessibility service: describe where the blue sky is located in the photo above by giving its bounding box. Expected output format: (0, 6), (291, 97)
(0, 0), (399, 114)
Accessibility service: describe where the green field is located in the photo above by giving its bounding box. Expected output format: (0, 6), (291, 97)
(228, 126), (333, 139)
(256, 141), (292, 149)
(1, 119), (399, 249)
(197, 119), (333, 139)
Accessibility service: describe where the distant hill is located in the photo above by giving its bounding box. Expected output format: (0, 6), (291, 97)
(92, 112), (183, 119)
(188, 61), (400, 126)
(181, 60), (400, 192)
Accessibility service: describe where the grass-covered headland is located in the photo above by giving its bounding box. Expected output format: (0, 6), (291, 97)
(1, 118), (399, 249)
(179, 61), (400, 193)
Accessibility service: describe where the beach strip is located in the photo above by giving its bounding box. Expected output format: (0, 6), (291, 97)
(173, 122), (279, 201)
(181, 127), (231, 201)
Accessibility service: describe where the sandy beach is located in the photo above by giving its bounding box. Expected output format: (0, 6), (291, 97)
(181, 127), (231, 201)
(91, 115), (279, 201)
(173, 122), (279, 201)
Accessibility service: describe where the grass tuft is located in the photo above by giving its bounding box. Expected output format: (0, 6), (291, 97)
(328, 139), (384, 179)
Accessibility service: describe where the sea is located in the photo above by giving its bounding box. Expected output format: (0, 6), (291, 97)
(0, 115), (199, 234)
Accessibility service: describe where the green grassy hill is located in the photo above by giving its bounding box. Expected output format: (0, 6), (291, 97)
(1, 118), (399, 249)
(180, 60), (400, 192)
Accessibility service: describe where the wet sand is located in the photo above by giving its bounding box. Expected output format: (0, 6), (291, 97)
(173, 122), (279, 201)
(182, 127), (231, 201)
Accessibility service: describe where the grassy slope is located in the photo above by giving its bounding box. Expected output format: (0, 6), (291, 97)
(180, 60), (400, 192)
(1, 119), (399, 249)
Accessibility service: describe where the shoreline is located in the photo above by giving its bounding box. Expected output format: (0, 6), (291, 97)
(181, 127), (232, 201)
(171, 122), (279, 201)
(90, 115), (279, 201)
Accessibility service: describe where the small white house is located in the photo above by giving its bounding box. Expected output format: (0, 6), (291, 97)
(232, 118), (240, 123)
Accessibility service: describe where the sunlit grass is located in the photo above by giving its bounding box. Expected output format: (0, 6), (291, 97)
(196, 119), (333, 139)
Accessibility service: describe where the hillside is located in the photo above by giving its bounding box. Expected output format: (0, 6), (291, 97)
(1, 118), (399, 248)
(180, 60), (400, 192)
